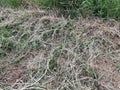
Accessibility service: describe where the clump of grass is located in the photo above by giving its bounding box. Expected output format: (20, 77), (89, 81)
(49, 46), (62, 71)
(0, 0), (22, 8)
(82, 0), (120, 20)
(32, 0), (120, 19)
(0, 0), (120, 19)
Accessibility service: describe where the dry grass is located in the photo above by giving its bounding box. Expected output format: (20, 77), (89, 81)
(0, 8), (120, 90)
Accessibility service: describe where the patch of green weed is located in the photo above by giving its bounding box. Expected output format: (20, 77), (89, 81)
(115, 61), (120, 72)
(82, 65), (98, 79)
(0, 0), (21, 8)
(49, 46), (62, 71)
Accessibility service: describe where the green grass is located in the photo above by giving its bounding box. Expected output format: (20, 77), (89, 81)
(0, 25), (42, 64)
(33, 0), (120, 19)
(83, 0), (120, 19)
(0, 0), (120, 19)
(0, 0), (22, 8)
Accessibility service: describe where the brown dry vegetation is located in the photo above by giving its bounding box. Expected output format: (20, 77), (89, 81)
(0, 8), (120, 90)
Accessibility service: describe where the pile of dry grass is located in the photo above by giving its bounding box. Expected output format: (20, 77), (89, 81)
(0, 8), (120, 90)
